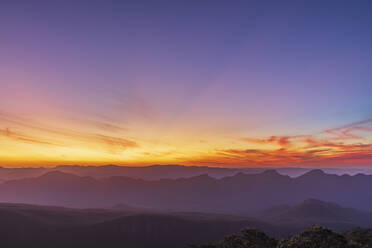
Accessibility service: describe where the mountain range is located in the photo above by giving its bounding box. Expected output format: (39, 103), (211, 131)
(0, 164), (371, 182)
(0, 169), (372, 213)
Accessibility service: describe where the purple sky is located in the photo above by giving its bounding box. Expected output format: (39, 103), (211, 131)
(1, 0), (372, 167)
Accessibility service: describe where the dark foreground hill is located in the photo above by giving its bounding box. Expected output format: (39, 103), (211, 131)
(0, 169), (372, 213)
(259, 198), (372, 233)
(0, 201), (371, 248)
(190, 225), (372, 248)
(0, 203), (276, 248)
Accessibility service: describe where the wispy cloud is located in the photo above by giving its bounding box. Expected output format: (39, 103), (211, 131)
(1, 106), (372, 167)
(324, 118), (372, 140)
(0, 110), (138, 154)
(93, 134), (138, 154)
(204, 119), (372, 167)
(215, 145), (372, 166)
(0, 128), (58, 146)
(242, 136), (292, 147)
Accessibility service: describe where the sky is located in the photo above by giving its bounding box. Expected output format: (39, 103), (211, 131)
(0, 0), (372, 168)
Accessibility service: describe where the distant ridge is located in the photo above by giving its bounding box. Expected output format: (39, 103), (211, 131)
(0, 169), (372, 213)
(299, 169), (327, 177)
(0, 164), (371, 182)
(260, 198), (372, 231)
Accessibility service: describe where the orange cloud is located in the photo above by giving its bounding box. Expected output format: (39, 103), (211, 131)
(0, 128), (57, 146)
(94, 134), (138, 154)
(211, 143), (372, 167)
(242, 136), (293, 147)
(1, 107), (372, 168)
(0, 111), (138, 155)
(202, 120), (372, 167)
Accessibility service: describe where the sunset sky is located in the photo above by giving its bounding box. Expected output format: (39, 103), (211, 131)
(1, 0), (372, 168)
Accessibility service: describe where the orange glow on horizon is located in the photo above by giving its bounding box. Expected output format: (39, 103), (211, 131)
(1, 110), (372, 168)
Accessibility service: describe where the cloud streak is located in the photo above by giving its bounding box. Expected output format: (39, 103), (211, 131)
(0, 110), (138, 154)
(0, 128), (57, 146)
(200, 119), (372, 167)
(324, 118), (372, 140)
(1, 108), (372, 167)
(242, 136), (293, 147)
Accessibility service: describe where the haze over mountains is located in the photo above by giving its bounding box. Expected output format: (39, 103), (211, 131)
(0, 164), (371, 181)
(1, 166), (372, 247)
(0, 167), (371, 213)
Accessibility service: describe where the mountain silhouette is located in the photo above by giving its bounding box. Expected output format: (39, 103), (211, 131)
(0, 169), (372, 213)
(0, 165), (371, 181)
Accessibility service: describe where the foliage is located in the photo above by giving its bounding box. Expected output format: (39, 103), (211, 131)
(189, 225), (372, 248)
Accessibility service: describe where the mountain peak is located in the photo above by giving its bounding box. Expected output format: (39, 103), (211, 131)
(191, 173), (214, 180)
(301, 169), (326, 177)
(261, 169), (281, 177)
(300, 198), (340, 208)
(39, 170), (80, 179)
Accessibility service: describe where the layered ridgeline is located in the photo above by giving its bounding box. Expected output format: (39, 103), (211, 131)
(189, 225), (372, 248)
(0, 169), (372, 212)
(0, 165), (371, 181)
